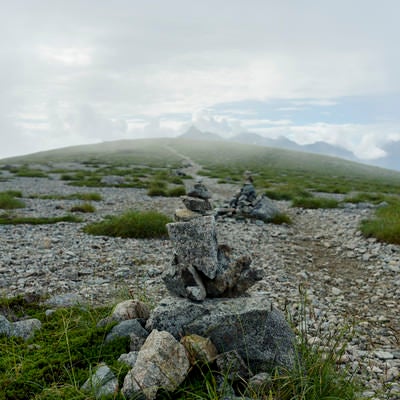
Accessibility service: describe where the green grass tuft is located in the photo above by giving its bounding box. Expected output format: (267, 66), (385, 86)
(70, 203), (96, 213)
(83, 210), (171, 238)
(0, 214), (82, 225)
(167, 186), (186, 197)
(265, 186), (312, 201)
(292, 196), (339, 209)
(270, 212), (292, 225)
(361, 201), (400, 244)
(0, 193), (25, 209)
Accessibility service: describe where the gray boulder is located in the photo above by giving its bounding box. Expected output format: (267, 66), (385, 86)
(167, 216), (219, 279)
(12, 318), (42, 340)
(122, 329), (190, 400)
(146, 296), (295, 373)
(118, 351), (139, 367)
(248, 195), (280, 222)
(105, 319), (149, 343)
(187, 182), (212, 200)
(0, 315), (12, 336)
(181, 196), (212, 214)
(81, 364), (118, 399)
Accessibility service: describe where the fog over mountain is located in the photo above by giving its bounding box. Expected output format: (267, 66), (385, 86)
(180, 126), (400, 171)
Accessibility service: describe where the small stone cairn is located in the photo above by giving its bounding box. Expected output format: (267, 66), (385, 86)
(217, 174), (281, 222)
(174, 180), (213, 222)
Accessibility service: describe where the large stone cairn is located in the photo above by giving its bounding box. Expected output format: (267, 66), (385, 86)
(163, 215), (261, 301)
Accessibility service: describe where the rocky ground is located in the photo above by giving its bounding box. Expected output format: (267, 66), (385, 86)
(0, 166), (399, 399)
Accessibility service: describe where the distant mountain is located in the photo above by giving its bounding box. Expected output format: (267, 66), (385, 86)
(302, 141), (357, 161)
(179, 126), (224, 141)
(230, 132), (356, 161)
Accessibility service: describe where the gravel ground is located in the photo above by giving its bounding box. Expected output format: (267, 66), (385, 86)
(0, 170), (399, 399)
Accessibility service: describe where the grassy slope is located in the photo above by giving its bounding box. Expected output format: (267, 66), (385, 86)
(2, 137), (400, 193)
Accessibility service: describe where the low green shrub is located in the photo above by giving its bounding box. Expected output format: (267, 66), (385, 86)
(270, 212), (292, 225)
(70, 203), (96, 213)
(344, 192), (388, 205)
(0, 193), (25, 209)
(292, 196), (339, 209)
(265, 186), (312, 201)
(83, 210), (171, 238)
(147, 187), (168, 197)
(16, 168), (48, 178)
(167, 186), (186, 197)
(361, 202), (400, 244)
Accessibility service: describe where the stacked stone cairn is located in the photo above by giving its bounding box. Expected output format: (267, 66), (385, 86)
(174, 180), (213, 222)
(217, 174), (281, 222)
(116, 207), (296, 399)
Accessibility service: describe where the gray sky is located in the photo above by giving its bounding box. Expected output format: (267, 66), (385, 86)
(1, 0), (400, 160)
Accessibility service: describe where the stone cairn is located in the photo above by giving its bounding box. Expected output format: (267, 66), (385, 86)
(174, 180), (213, 222)
(217, 174), (281, 222)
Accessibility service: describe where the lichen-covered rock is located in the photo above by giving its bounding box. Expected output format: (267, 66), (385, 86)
(12, 318), (42, 340)
(163, 258), (207, 301)
(118, 351), (139, 367)
(180, 334), (218, 365)
(187, 182), (212, 200)
(214, 350), (252, 380)
(167, 216), (219, 279)
(174, 208), (201, 221)
(98, 300), (150, 328)
(0, 315), (12, 337)
(248, 195), (280, 222)
(81, 364), (118, 399)
(181, 196), (212, 214)
(122, 329), (190, 400)
(105, 319), (148, 344)
(111, 300), (150, 321)
(147, 296), (295, 373)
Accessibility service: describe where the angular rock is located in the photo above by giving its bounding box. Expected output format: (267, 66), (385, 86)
(118, 351), (139, 367)
(174, 208), (201, 222)
(187, 182), (212, 200)
(215, 350), (252, 380)
(12, 318), (42, 340)
(109, 300), (150, 323)
(180, 334), (218, 365)
(167, 216), (219, 279)
(122, 329), (190, 400)
(98, 300), (150, 328)
(248, 195), (280, 222)
(145, 297), (206, 338)
(81, 364), (118, 399)
(105, 319), (148, 343)
(181, 196), (212, 214)
(0, 315), (12, 337)
(147, 296), (296, 372)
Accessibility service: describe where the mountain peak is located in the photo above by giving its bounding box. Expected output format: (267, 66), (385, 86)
(179, 126), (224, 141)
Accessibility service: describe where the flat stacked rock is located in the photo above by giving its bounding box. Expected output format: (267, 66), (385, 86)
(174, 181), (213, 221)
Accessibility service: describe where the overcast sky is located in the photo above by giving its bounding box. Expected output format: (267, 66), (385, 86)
(1, 0), (400, 161)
